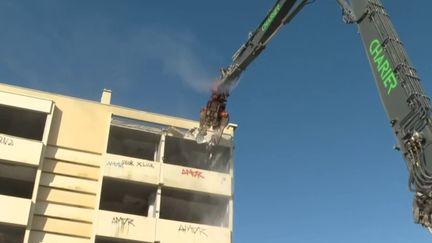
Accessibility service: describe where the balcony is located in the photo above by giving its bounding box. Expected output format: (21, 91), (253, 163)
(162, 163), (231, 196)
(156, 219), (231, 243)
(28, 231), (89, 243)
(0, 101), (48, 166)
(96, 210), (155, 243)
(160, 187), (230, 227)
(0, 161), (36, 199)
(0, 195), (32, 226)
(0, 90), (52, 114)
(99, 177), (157, 217)
(104, 153), (160, 185)
(107, 124), (161, 162)
(164, 135), (231, 173)
(0, 133), (43, 166)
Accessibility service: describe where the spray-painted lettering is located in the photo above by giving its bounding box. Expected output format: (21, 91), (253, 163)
(112, 216), (135, 234)
(0, 135), (14, 146)
(178, 224), (208, 237)
(182, 168), (205, 179)
(136, 161), (155, 168)
(106, 159), (155, 169)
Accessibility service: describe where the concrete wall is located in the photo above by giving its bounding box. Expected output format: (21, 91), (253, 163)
(0, 195), (32, 226)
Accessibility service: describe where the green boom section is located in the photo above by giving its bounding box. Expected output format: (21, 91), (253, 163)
(261, 4), (282, 32)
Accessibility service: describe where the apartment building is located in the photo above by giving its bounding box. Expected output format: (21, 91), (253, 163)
(0, 83), (236, 243)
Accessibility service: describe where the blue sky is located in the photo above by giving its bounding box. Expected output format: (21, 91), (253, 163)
(1, 0), (432, 242)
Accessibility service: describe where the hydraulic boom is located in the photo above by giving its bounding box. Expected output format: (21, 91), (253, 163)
(194, 0), (432, 232)
(337, 0), (432, 230)
(194, 0), (312, 145)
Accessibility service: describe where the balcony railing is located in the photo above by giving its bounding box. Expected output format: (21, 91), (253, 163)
(0, 133), (43, 166)
(96, 210), (156, 242)
(0, 195), (32, 226)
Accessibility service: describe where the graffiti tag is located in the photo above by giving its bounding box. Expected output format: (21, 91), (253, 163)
(106, 159), (155, 169)
(181, 168), (205, 179)
(0, 135), (14, 146)
(178, 224), (208, 237)
(112, 216), (135, 234)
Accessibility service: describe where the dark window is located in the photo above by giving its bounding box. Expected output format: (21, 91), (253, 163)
(95, 236), (143, 243)
(99, 177), (157, 217)
(107, 125), (160, 161)
(160, 188), (229, 227)
(0, 223), (25, 243)
(0, 161), (36, 199)
(164, 136), (231, 173)
(0, 105), (46, 141)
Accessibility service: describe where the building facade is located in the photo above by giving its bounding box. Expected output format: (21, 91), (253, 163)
(0, 83), (236, 243)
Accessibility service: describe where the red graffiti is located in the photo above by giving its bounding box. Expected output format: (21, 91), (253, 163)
(182, 169), (205, 179)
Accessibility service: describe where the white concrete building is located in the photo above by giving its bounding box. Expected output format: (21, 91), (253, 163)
(0, 83), (235, 243)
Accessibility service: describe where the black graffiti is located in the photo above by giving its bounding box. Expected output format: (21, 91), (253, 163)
(136, 161), (155, 168)
(178, 224), (208, 237)
(0, 135), (14, 146)
(112, 217), (135, 234)
(106, 159), (155, 169)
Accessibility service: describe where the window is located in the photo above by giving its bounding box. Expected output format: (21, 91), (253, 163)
(0, 223), (25, 243)
(160, 188), (229, 227)
(0, 161), (36, 199)
(107, 125), (160, 161)
(164, 136), (231, 173)
(0, 105), (46, 141)
(99, 177), (157, 217)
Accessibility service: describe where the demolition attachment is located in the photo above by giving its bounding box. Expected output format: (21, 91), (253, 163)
(190, 0), (311, 147)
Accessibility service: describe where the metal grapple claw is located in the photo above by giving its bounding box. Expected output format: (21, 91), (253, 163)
(194, 92), (230, 146)
(414, 193), (432, 230)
